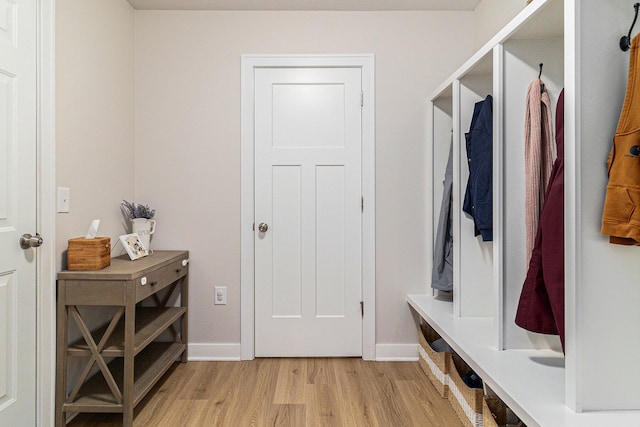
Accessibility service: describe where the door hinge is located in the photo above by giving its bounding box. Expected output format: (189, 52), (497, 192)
(360, 91), (364, 107)
(360, 301), (364, 318)
(361, 196), (364, 212)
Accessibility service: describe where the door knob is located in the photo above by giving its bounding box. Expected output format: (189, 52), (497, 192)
(258, 223), (269, 233)
(20, 233), (43, 249)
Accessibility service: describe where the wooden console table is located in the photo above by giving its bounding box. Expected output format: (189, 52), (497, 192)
(55, 250), (189, 427)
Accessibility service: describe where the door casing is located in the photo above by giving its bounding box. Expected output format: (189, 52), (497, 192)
(37, 0), (57, 425)
(1, 0), (57, 425)
(240, 55), (375, 360)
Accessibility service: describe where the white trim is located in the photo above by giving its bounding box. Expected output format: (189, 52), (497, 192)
(428, 0), (556, 102)
(451, 79), (461, 318)
(36, 1), (56, 426)
(188, 343), (242, 361)
(563, 0), (579, 413)
(375, 344), (419, 362)
(240, 56), (255, 360)
(492, 43), (504, 350)
(240, 54), (376, 361)
(360, 55), (376, 361)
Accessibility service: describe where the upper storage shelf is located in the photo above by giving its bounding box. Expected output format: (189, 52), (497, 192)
(430, 0), (563, 103)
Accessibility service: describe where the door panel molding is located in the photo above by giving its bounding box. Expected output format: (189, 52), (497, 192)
(241, 54), (375, 360)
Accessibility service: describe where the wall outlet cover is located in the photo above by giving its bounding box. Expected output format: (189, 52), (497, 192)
(214, 286), (227, 305)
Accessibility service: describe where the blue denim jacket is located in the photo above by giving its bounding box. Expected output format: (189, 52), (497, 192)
(463, 95), (493, 242)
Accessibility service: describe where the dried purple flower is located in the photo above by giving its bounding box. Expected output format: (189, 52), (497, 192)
(121, 200), (156, 219)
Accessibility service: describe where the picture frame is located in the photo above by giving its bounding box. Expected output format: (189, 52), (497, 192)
(119, 233), (149, 260)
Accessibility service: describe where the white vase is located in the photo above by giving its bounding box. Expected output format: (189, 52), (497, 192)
(131, 218), (156, 250)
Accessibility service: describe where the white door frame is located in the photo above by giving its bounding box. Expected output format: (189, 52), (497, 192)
(37, 0), (57, 425)
(240, 55), (375, 360)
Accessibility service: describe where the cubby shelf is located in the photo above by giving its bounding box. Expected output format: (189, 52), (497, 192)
(408, 294), (640, 426)
(416, 0), (640, 423)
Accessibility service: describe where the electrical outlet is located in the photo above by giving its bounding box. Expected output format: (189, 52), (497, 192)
(214, 286), (227, 305)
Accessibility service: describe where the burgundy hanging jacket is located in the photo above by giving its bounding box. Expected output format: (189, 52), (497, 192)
(515, 90), (565, 350)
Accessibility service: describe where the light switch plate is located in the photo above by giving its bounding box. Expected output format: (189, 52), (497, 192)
(57, 187), (70, 213)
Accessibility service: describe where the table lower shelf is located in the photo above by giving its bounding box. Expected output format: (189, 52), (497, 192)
(63, 342), (185, 413)
(67, 307), (187, 357)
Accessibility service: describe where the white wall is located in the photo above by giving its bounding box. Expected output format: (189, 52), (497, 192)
(134, 10), (475, 356)
(56, 0), (135, 270)
(473, 0), (526, 49)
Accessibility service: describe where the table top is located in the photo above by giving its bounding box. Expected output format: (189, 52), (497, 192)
(57, 250), (189, 281)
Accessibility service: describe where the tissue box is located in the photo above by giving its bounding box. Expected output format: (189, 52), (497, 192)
(67, 237), (111, 271)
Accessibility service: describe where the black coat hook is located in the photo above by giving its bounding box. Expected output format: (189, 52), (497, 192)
(621, 3), (640, 51)
(538, 63), (543, 79)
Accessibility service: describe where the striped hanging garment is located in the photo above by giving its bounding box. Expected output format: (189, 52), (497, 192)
(524, 79), (555, 263)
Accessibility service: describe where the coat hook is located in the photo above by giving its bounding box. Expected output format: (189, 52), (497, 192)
(621, 3), (640, 51)
(538, 63), (543, 79)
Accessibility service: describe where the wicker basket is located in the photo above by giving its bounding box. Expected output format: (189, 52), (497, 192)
(483, 395), (506, 427)
(417, 322), (451, 397)
(67, 237), (111, 271)
(447, 353), (484, 427)
(483, 395), (526, 427)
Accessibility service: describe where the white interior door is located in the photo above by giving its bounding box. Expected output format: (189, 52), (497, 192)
(0, 0), (38, 424)
(254, 67), (362, 357)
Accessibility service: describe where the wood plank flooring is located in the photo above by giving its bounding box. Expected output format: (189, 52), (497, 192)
(67, 358), (462, 426)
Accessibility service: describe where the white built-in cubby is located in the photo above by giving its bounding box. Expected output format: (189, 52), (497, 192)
(455, 52), (494, 321)
(411, 0), (640, 425)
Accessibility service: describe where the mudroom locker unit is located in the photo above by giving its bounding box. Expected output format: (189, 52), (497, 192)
(409, 0), (640, 425)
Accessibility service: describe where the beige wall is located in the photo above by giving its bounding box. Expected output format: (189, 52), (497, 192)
(56, 0), (135, 270)
(473, 0), (526, 49)
(134, 10), (475, 351)
(53, 0), (518, 354)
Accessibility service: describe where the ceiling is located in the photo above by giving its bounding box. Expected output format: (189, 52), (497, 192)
(126, 0), (482, 11)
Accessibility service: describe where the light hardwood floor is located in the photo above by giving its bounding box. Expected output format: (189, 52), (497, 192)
(67, 358), (462, 426)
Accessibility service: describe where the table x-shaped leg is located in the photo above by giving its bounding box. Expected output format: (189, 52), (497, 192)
(68, 306), (125, 404)
(151, 280), (183, 343)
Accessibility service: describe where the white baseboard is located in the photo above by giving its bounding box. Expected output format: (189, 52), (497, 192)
(187, 343), (418, 362)
(188, 343), (241, 361)
(375, 343), (419, 361)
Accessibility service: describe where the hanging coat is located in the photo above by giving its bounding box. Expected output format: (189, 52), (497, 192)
(432, 140), (453, 292)
(463, 95), (493, 242)
(524, 80), (555, 262)
(515, 89), (565, 350)
(602, 32), (640, 245)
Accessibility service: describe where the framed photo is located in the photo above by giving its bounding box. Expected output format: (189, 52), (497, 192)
(119, 233), (149, 260)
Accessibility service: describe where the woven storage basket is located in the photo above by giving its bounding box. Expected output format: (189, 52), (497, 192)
(447, 353), (484, 427)
(67, 237), (111, 271)
(417, 322), (451, 397)
(483, 395), (506, 427)
(483, 395), (526, 427)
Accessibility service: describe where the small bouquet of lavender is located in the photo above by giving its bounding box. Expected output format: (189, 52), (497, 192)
(120, 200), (156, 220)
